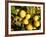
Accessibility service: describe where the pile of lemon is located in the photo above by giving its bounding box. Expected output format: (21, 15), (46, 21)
(11, 6), (41, 31)
(18, 10), (40, 30)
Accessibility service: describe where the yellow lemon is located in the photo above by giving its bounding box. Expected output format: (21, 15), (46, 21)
(34, 21), (40, 27)
(33, 15), (39, 21)
(33, 27), (36, 29)
(20, 10), (26, 18)
(26, 14), (31, 20)
(16, 9), (20, 12)
(23, 19), (28, 25)
(26, 24), (33, 30)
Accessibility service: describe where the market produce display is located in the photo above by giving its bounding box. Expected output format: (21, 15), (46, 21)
(11, 6), (41, 31)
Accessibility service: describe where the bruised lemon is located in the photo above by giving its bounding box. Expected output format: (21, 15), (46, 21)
(33, 15), (39, 21)
(34, 21), (40, 27)
(23, 19), (28, 25)
(20, 10), (26, 18)
(26, 24), (33, 30)
(26, 14), (31, 20)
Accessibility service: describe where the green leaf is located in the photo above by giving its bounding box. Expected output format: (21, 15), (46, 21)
(11, 6), (16, 14)
(38, 16), (41, 21)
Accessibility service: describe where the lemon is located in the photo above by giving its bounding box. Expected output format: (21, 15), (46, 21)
(34, 21), (40, 27)
(33, 15), (39, 21)
(19, 18), (22, 21)
(33, 27), (36, 29)
(14, 16), (19, 21)
(15, 16), (19, 19)
(16, 9), (20, 12)
(26, 24), (33, 30)
(26, 14), (31, 20)
(23, 19), (28, 25)
(20, 10), (26, 18)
